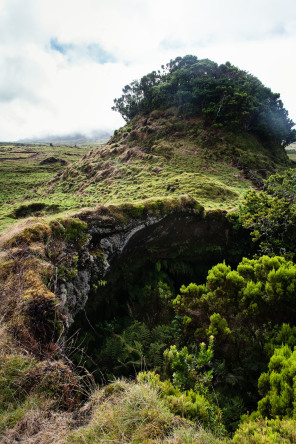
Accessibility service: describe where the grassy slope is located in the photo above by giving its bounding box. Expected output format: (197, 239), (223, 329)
(0, 143), (93, 232)
(40, 110), (290, 214)
(0, 110), (291, 233)
(31, 119), (255, 211)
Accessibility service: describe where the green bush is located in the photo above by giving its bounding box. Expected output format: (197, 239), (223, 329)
(173, 255), (296, 429)
(163, 338), (214, 393)
(137, 371), (224, 434)
(257, 345), (296, 418)
(239, 169), (296, 257)
(232, 417), (296, 443)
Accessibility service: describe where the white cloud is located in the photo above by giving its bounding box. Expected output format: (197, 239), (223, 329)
(0, 0), (296, 140)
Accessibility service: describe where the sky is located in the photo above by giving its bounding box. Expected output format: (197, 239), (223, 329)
(0, 0), (296, 141)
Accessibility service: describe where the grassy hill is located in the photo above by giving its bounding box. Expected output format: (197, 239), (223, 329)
(0, 109), (292, 234)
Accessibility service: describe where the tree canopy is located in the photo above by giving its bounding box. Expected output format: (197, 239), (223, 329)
(239, 169), (296, 257)
(113, 55), (295, 147)
(173, 255), (296, 428)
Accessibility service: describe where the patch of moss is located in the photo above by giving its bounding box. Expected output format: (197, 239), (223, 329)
(8, 222), (51, 247)
(50, 218), (88, 248)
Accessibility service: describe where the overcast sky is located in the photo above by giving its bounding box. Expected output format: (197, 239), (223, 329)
(1, 0), (296, 141)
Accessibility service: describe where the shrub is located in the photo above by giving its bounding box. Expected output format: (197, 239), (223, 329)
(163, 338), (214, 393)
(257, 345), (296, 418)
(137, 371), (224, 434)
(238, 169), (296, 257)
(173, 255), (296, 429)
(232, 418), (296, 443)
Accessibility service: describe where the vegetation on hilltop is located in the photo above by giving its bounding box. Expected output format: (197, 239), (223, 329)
(113, 55), (296, 147)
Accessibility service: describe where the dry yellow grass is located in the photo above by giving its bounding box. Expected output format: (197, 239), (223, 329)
(0, 218), (48, 249)
(1, 405), (73, 444)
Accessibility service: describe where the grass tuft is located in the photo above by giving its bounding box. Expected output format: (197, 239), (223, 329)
(67, 379), (225, 443)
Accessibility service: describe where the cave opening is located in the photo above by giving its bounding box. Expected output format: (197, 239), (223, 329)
(68, 211), (253, 382)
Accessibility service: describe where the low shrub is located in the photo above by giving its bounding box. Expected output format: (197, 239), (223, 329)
(232, 417), (296, 443)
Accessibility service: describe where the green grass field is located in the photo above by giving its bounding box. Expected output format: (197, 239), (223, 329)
(0, 143), (92, 232)
(0, 133), (259, 233)
(2, 122), (282, 234)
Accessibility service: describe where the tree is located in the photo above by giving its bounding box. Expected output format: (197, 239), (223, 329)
(239, 169), (296, 257)
(112, 55), (295, 146)
(257, 345), (296, 418)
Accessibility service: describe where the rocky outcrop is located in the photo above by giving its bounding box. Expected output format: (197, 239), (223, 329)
(0, 195), (252, 353)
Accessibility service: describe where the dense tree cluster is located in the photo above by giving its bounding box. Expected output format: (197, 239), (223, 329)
(239, 169), (296, 256)
(113, 55), (295, 147)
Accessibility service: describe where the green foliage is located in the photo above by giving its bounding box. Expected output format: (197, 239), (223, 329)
(264, 323), (296, 357)
(257, 345), (296, 418)
(175, 255), (296, 333)
(239, 169), (296, 257)
(163, 337), (214, 392)
(206, 314), (233, 341)
(173, 255), (296, 428)
(137, 371), (225, 434)
(113, 55), (295, 146)
(98, 321), (176, 377)
(232, 417), (296, 443)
